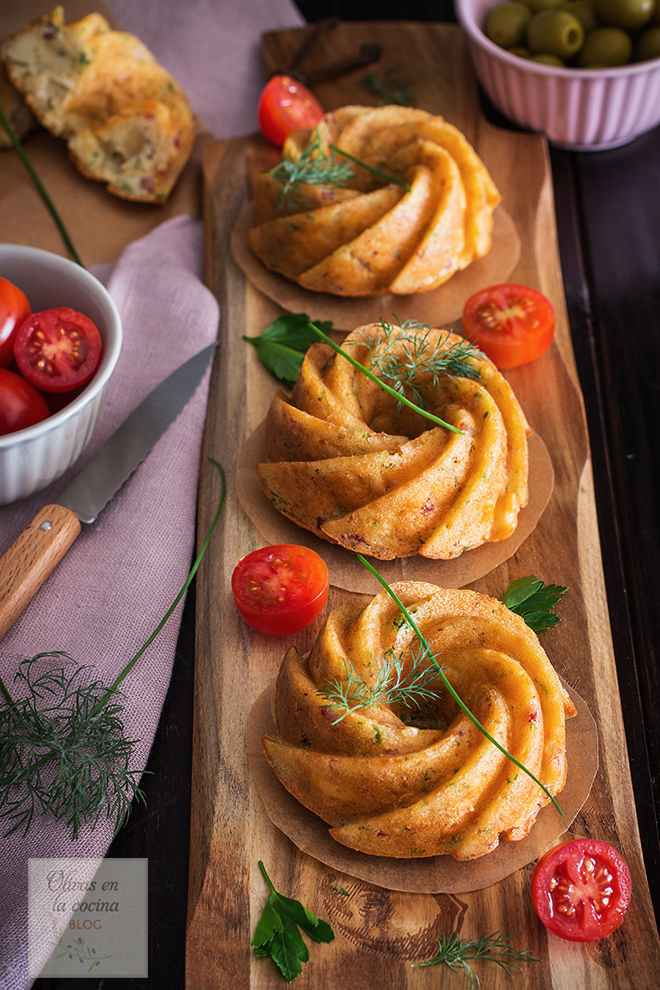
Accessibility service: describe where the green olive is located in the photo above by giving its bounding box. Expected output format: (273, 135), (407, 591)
(594, 0), (654, 29)
(527, 9), (585, 55)
(526, 0), (565, 11)
(634, 24), (660, 58)
(531, 51), (567, 61)
(562, 0), (600, 31)
(577, 25), (633, 63)
(486, 2), (534, 47)
(508, 44), (533, 54)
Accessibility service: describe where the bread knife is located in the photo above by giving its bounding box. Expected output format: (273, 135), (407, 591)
(0, 342), (216, 641)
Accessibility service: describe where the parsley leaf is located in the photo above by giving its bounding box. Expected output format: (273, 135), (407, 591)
(501, 576), (567, 632)
(244, 313), (332, 387)
(251, 860), (334, 982)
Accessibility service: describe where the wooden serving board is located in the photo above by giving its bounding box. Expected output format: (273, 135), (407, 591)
(187, 21), (660, 989)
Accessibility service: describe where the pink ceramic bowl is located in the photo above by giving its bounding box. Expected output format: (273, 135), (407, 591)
(456, 0), (660, 150)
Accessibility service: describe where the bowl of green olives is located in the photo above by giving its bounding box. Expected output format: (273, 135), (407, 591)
(456, 0), (660, 149)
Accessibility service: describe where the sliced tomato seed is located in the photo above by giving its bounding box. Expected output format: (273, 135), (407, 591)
(26, 325), (88, 377)
(476, 296), (539, 332)
(549, 857), (616, 921)
(531, 839), (632, 941)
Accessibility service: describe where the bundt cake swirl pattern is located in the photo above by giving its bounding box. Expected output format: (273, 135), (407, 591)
(261, 583), (576, 860)
(248, 105), (501, 297)
(256, 322), (530, 560)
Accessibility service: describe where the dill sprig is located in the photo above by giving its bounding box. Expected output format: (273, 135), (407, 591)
(265, 131), (354, 214)
(317, 643), (444, 723)
(264, 131), (411, 215)
(0, 655), (144, 840)
(309, 320), (466, 435)
(348, 316), (481, 411)
(361, 64), (414, 106)
(0, 102), (84, 267)
(0, 460), (226, 839)
(412, 930), (539, 988)
(357, 554), (563, 816)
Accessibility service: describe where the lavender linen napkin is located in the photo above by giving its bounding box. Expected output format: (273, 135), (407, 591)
(105, 0), (305, 138)
(0, 214), (219, 989)
(0, 2), (306, 983)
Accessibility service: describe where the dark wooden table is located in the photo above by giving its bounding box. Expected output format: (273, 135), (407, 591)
(34, 2), (660, 987)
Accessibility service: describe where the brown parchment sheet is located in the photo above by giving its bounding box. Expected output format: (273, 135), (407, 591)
(236, 426), (554, 593)
(247, 678), (597, 894)
(231, 201), (521, 330)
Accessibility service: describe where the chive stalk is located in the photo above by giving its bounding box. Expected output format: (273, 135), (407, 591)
(308, 322), (464, 435)
(0, 103), (84, 267)
(358, 554), (563, 816)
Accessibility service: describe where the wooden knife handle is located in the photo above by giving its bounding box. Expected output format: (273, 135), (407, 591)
(0, 504), (81, 642)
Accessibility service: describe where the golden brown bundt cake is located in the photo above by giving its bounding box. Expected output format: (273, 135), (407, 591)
(261, 583), (575, 860)
(248, 105), (501, 297)
(256, 321), (530, 560)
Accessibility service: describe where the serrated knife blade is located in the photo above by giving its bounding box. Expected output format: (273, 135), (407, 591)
(0, 342), (216, 642)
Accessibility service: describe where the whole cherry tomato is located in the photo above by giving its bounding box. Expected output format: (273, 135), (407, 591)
(257, 75), (324, 147)
(14, 307), (102, 394)
(0, 276), (31, 368)
(462, 283), (555, 369)
(0, 367), (50, 436)
(531, 838), (632, 942)
(231, 544), (329, 635)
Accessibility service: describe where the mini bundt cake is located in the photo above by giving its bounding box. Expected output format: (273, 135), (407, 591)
(248, 105), (501, 297)
(1, 6), (195, 203)
(256, 321), (530, 560)
(261, 583), (576, 860)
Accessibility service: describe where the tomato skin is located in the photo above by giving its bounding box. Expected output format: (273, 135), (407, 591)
(14, 307), (102, 394)
(231, 544), (329, 636)
(0, 367), (50, 436)
(462, 283), (555, 369)
(0, 276), (31, 369)
(258, 75), (324, 147)
(531, 839), (632, 942)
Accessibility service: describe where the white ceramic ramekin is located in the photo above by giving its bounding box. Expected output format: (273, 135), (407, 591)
(0, 245), (122, 505)
(456, 0), (660, 151)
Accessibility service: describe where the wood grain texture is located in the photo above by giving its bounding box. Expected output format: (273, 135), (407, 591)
(187, 23), (660, 989)
(0, 504), (81, 641)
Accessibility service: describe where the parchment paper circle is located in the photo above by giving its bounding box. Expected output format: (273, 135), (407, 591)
(247, 679), (597, 893)
(236, 424), (554, 593)
(231, 203), (521, 330)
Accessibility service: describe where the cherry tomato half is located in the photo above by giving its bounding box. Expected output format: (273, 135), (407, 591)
(13, 307), (103, 394)
(0, 276), (31, 368)
(231, 544), (329, 636)
(531, 839), (632, 942)
(462, 283), (555, 369)
(257, 74), (324, 147)
(0, 367), (50, 436)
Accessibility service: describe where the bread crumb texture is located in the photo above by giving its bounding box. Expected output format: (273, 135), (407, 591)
(1, 5), (196, 202)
